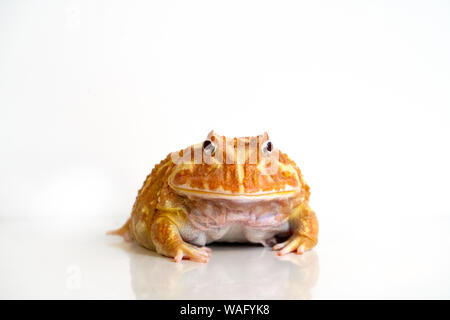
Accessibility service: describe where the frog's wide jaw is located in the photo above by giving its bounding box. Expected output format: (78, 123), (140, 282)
(170, 186), (301, 201)
(168, 162), (303, 201)
(168, 174), (301, 201)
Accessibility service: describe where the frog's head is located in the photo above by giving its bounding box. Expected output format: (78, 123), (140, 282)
(169, 131), (302, 200)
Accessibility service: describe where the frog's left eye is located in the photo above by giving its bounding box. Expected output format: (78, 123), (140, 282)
(261, 141), (273, 155)
(203, 139), (216, 156)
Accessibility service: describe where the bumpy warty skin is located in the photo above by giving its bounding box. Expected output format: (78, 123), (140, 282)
(109, 131), (318, 263)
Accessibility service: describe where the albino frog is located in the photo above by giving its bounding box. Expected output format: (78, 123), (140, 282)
(109, 131), (318, 263)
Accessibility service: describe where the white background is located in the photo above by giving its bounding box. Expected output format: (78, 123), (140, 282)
(1, 1), (450, 299)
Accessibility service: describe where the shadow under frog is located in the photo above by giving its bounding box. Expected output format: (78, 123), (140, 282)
(112, 241), (319, 299)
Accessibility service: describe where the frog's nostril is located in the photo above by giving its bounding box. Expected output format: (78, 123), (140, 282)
(203, 140), (216, 156)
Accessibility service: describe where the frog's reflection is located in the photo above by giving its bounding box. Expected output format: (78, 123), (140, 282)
(118, 242), (319, 299)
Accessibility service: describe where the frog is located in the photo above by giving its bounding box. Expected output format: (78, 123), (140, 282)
(108, 131), (318, 263)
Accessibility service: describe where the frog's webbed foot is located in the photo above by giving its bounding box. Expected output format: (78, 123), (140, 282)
(272, 233), (315, 256)
(174, 243), (211, 263)
(273, 203), (318, 256)
(151, 214), (211, 263)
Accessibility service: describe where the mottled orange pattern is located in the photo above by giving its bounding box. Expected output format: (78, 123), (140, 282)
(109, 131), (318, 263)
(171, 132), (301, 194)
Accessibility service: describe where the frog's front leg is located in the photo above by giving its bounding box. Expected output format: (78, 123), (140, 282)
(151, 211), (211, 263)
(273, 203), (318, 256)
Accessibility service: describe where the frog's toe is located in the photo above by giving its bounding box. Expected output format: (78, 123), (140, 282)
(202, 246), (212, 253)
(272, 234), (311, 256)
(173, 243), (211, 263)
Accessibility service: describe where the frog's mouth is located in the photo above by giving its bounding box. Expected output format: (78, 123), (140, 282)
(168, 179), (300, 201)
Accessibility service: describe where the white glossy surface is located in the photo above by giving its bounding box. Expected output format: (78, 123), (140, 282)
(2, 0), (450, 300)
(1, 215), (449, 299)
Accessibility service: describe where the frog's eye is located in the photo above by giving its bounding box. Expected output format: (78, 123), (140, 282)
(261, 141), (273, 155)
(202, 139), (216, 156)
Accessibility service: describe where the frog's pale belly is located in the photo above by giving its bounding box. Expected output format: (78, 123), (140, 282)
(208, 222), (290, 245)
(181, 220), (291, 247)
(179, 195), (296, 246)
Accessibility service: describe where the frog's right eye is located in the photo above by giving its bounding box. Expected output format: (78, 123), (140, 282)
(203, 140), (216, 156)
(261, 140), (273, 155)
